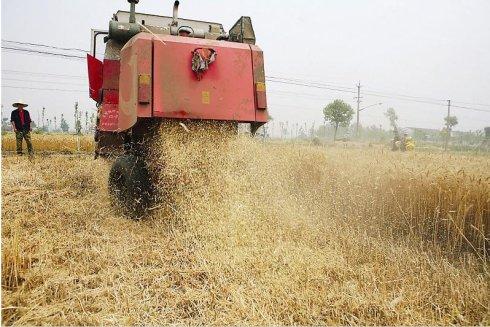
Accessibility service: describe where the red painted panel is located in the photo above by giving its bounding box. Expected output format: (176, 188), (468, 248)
(86, 54), (103, 101)
(99, 90), (119, 131)
(251, 45), (268, 123)
(102, 59), (120, 90)
(153, 35), (255, 122)
(100, 104), (119, 131)
(118, 35), (153, 131)
(135, 40), (152, 118)
(104, 89), (119, 104)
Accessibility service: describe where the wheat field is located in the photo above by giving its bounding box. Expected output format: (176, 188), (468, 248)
(1, 133), (94, 153)
(1, 127), (489, 325)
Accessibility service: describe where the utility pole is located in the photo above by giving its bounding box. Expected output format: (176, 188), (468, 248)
(444, 99), (451, 151)
(42, 107), (46, 130)
(74, 102), (80, 152)
(85, 111), (88, 133)
(355, 81), (362, 138)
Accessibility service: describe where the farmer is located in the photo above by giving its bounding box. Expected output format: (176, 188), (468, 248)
(10, 100), (34, 157)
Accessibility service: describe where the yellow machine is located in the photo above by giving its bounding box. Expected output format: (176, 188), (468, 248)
(391, 128), (415, 151)
(405, 137), (415, 151)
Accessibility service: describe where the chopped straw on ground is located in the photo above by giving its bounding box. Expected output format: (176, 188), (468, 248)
(2, 124), (489, 325)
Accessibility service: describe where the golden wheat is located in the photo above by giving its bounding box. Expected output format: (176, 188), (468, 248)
(1, 132), (94, 153)
(1, 128), (489, 325)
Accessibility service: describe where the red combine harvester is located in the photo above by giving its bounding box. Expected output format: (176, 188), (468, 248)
(87, 0), (268, 216)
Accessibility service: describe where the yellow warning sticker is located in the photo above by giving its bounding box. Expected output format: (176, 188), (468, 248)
(256, 82), (266, 92)
(202, 91), (210, 104)
(139, 74), (151, 85)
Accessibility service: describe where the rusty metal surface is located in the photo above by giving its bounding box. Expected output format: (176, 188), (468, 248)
(96, 34), (268, 133)
(251, 45), (268, 122)
(229, 16), (256, 44)
(100, 90), (119, 131)
(153, 35), (256, 122)
(99, 58), (121, 132)
(102, 59), (120, 90)
(116, 10), (225, 40)
(118, 34), (153, 131)
(104, 39), (124, 60)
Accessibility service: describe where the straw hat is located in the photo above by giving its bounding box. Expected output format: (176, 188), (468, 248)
(12, 100), (28, 107)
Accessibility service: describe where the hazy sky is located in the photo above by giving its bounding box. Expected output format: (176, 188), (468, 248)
(2, 0), (489, 131)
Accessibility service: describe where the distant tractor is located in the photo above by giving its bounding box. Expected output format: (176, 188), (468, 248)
(87, 0), (268, 216)
(391, 126), (415, 151)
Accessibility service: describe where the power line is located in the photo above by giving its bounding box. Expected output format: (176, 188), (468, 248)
(3, 68), (485, 113)
(267, 75), (471, 105)
(362, 89), (446, 103)
(361, 88), (490, 108)
(2, 77), (87, 86)
(451, 101), (490, 107)
(1, 38), (489, 113)
(1, 46), (85, 60)
(2, 69), (86, 79)
(267, 74), (490, 111)
(2, 85), (86, 93)
(268, 89), (334, 101)
(265, 79), (357, 94)
(361, 91), (444, 106)
(2, 39), (88, 53)
(269, 102), (319, 111)
(362, 92), (490, 112)
(266, 75), (356, 91)
(451, 104), (490, 112)
(267, 78), (489, 113)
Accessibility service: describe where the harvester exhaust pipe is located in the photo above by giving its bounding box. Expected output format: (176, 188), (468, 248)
(172, 1), (180, 26)
(128, 0), (139, 23)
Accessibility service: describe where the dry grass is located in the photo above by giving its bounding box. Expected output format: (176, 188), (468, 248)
(1, 126), (489, 325)
(1, 132), (94, 153)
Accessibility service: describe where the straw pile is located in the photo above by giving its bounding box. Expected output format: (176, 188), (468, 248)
(1, 124), (489, 325)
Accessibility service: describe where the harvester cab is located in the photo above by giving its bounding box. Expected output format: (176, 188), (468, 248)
(87, 0), (268, 216)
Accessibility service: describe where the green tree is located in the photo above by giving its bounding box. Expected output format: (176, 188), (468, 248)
(384, 107), (398, 130)
(444, 115), (458, 130)
(75, 119), (82, 135)
(443, 115), (458, 150)
(60, 114), (69, 133)
(74, 102), (82, 135)
(323, 99), (354, 141)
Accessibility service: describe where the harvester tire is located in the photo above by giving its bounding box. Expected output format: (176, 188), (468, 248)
(109, 154), (153, 218)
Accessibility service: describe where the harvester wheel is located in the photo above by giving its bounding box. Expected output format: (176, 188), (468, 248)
(108, 154), (153, 218)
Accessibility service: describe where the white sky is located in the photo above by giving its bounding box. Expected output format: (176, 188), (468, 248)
(1, 0), (489, 131)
